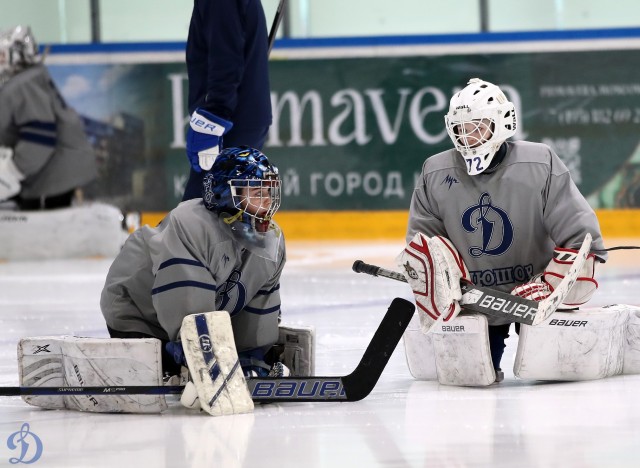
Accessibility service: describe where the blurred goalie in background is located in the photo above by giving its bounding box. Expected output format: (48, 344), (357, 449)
(0, 26), (126, 261)
(0, 25), (96, 210)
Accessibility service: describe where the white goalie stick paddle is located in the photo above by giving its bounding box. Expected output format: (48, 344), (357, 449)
(353, 233), (592, 327)
(0, 298), (415, 402)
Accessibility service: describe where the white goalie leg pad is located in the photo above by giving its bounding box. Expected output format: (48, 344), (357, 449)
(403, 313), (438, 380)
(396, 233), (471, 333)
(431, 313), (496, 387)
(514, 307), (629, 380)
(0, 202), (127, 261)
(622, 305), (640, 374)
(18, 337), (66, 409)
(274, 324), (315, 377)
(18, 336), (167, 413)
(180, 311), (254, 417)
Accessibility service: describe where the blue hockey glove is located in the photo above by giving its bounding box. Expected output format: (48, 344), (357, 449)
(186, 109), (233, 172)
(165, 341), (187, 366)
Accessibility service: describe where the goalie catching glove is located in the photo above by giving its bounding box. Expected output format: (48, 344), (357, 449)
(396, 233), (471, 333)
(186, 108), (233, 172)
(512, 245), (598, 306)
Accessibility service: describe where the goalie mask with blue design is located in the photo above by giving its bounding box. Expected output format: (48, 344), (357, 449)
(203, 146), (281, 233)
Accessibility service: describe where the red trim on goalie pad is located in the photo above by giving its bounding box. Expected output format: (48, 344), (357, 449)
(443, 303), (456, 321)
(434, 235), (471, 281)
(543, 271), (598, 305)
(406, 237), (441, 321)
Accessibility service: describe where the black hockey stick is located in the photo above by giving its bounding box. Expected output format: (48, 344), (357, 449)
(267, 0), (286, 55)
(0, 298), (415, 402)
(353, 233), (590, 327)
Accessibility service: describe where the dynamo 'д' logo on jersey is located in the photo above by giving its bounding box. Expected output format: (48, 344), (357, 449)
(461, 193), (513, 257)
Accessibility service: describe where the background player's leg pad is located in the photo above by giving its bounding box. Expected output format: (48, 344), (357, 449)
(181, 312), (254, 416)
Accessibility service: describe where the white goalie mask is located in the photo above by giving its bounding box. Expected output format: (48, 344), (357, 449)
(444, 78), (517, 175)
(0, 25), (41, 84)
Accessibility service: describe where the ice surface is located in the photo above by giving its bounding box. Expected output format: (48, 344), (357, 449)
(1, 239), (639, 467)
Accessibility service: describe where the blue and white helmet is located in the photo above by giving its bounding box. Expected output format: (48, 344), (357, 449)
(203, 146), (281, 232)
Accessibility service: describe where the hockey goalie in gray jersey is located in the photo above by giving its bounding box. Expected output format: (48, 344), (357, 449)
(101, 146), (290, 371)
(99, 146), (309, 415)
(0, 25), (96, 209)
(19, 147), (312, 416)
(0, 26), (124, 261)
(396, 78), (640, 386)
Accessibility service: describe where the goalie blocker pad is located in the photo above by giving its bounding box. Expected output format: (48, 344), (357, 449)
(18, 336), (167, 413)
(268, 324), (316, 377)
(515, 305), (640, 380)
(180, 311), (254, 416)
(0, 203), (128, 261)
(403, 312), (496, 386)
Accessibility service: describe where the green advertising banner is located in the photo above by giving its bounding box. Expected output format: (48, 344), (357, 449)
(49, 49), (640, 212)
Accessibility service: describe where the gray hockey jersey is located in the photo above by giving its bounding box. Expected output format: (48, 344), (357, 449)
(101, 199), (286, 352)
(0, 65), (96, 198)
(407, 141), (606, 325)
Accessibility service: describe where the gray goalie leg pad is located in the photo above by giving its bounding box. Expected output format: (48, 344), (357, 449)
(274, 324), (315, 377)
(403, 313), (496, 386)
(18, 336), (167, 413)
(514, 306), (630, 380)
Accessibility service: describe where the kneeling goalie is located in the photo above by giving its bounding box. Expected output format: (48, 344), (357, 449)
(18, 147), (314, 415)
(397, 78), (640, 386)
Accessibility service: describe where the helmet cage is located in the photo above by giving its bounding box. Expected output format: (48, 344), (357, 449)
(202, 147), (281, 232)
(229, 176), (281, 224)
(445, 78), (517, 175)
